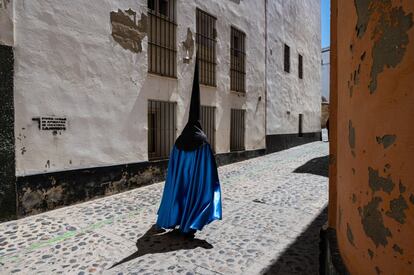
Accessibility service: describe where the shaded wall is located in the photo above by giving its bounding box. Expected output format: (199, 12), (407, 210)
(330, 0), (414, 274)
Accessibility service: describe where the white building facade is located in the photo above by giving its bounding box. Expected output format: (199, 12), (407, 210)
(0, 0), (321, 220)
(321, 46), (330, 102)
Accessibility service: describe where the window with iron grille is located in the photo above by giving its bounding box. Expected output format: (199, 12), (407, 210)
(148, 0), (177, 77)
(298, 113), (303, 137)
(230, 109), (245, 151)
(298, 54), (303, 79)
(201, 105), (216, 152)
(196, 8), (217, 86)
(284, 44), (290, 73)
(148, 100), (176, 160)
(230, 27), (246, 93)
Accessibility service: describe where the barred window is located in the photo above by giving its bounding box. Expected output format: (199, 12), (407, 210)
(201, 105), (216, 152)
(284, 44), (290, 73)
(298, 54), (303, 79)
(230, 27), (246, 93)
(298, 113), (303, 137)
(148, 100), (176, 161)
(148, 0), (177, 77)
(230, 109), (245, 151)
(196, 8), (217, 86)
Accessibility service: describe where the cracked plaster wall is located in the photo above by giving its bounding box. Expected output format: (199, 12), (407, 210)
(332, 0), (414, 274)
(13, 0), (266, 176)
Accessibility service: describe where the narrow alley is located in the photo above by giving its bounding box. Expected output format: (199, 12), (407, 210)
(0, 141), (328, 275)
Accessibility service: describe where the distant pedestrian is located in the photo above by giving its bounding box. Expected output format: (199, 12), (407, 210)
(156, 57), (222, 238)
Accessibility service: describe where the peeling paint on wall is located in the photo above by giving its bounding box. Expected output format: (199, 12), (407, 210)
(361, 196), (392, 247)
(348, 120), (356, 156)
(110, 9), (147, 53)
(410, 194), (414, 205)
(392, 244), (404, 255)
(182, 28), (194, 63)
(368, 167), (394, 194)
(368, 249), (374, 259)
(369, 3), (413, 93)
(376, 135), (396, 149)
(386, 195), (408, 224)
(399, 181), (406, 193)
(347, 223), (355, 246)
(354, 0), (372, 38)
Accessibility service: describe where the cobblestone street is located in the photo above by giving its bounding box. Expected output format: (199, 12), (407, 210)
(0, 141), (328, 275)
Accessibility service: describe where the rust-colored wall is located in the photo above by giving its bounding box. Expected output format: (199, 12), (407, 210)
(331, 0), (414, 274)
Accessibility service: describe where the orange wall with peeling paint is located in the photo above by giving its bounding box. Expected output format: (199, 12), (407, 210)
(330, 0), (414, 274)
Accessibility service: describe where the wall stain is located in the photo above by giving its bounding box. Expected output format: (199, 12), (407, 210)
(349, 120), (356, 156)
(21, 188), (43, 212)
(399, 181), (406, 193)
(0, 0), (10, 9)
(361, 51), (366, 60)
(375, 266), (381, 275)
(347, 223), (355, 246)
(369, 4), (413, 93)
(386, 195), (408, 224)
(409, 194), (414, 205)
(392, 244), (404, 255)
(110, 9), (147, 53)
(361, 196), (392, 247)
(368, 249), (374, 259)
(376, 135), (396, 149)
(352, 193), (357, 203)
(368, 167), (394, 194)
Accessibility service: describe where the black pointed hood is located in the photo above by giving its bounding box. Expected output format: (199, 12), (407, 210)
(175, 56), (208, 151)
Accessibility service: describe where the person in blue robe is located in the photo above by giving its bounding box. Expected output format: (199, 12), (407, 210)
(156, 57), (222, 237)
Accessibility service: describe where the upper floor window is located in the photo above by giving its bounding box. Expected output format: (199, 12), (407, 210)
(148, 0), (177, 77)
(196, 8), (217, 86)
(230, 27), (246, 93)
(284, 44), (290, 73)
(298, 54), (303, 79)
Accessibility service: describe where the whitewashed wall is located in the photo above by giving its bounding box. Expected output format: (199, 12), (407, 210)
(0, 0), (13, 46)
(321, 47), (330, 101)
(13, 0), (266, 176)
(266, 0), (321, 135)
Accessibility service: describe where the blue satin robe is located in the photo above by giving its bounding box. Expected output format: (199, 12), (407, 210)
(156, 143), (222, 233)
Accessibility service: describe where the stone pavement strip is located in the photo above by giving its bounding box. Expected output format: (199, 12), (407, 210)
(0, 142), (329, 275)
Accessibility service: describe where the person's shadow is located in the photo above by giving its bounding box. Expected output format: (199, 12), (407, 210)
(110, 224), (213, 269)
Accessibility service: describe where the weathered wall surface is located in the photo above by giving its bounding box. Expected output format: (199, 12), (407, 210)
(13, 0), (266, 176)
(0, 0), (13, 46)
(332, 0), (414, 274)
(0, 45), (15, 221)
(322, 47), (330, 101)
(266, 0), (321, 135)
